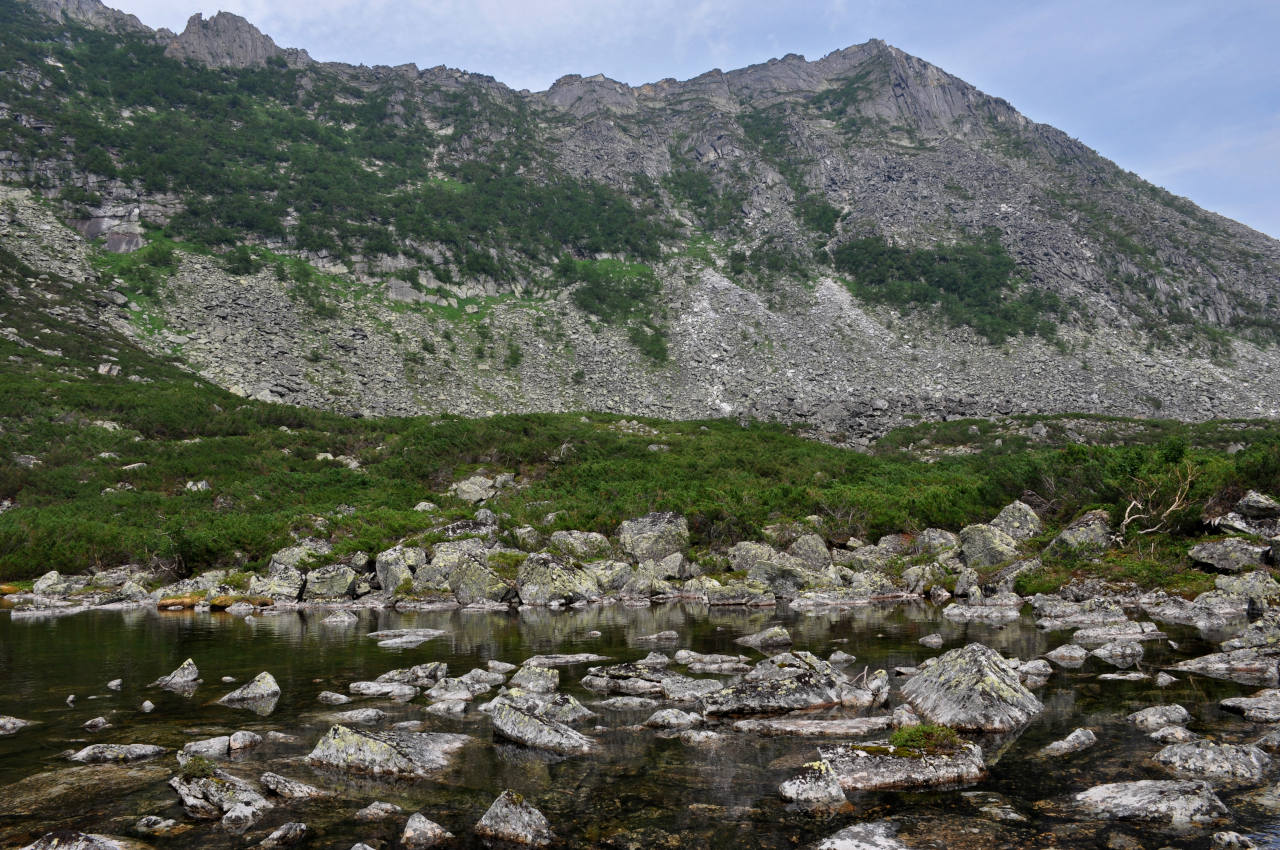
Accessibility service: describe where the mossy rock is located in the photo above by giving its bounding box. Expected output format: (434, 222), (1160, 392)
(208, 595), (273, 609)
(0, 584), (20, 594)
(158, 593), (205, 608)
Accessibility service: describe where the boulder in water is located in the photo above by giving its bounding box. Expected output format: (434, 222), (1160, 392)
(900, 643), (1043, 732)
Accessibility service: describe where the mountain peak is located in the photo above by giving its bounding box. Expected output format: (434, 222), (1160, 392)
(23, 0), (149, 34)
(164, 11), (311, 69)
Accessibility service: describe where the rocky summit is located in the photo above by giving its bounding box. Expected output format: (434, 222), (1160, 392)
(0, 0), (1278, 435)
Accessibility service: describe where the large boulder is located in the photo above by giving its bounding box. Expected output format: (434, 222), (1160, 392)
(787, 533), (832, 570)
(1049, 509), (1112, 554)
(516, 554), (599, 606)
(819, 740), (986, 790)
(267, 542), (330, 574)
(448, 475), (496, 503)
(990, 500), (1043, 541)
(616, 512), (689, 562)
(549, 530), (612, 560)
(1071, 780), (1228, 827)
(1237, 490), (1280, 520)
(302, 564), (355, 599)
(900, 643), (1043, 732)
(1217, 571), (1280, 606)
(1189, 538), (1270, 574)
(306, 725), (472, 778)
(489, 702), (595, 755)
(449, 559), (511, 606)
(374, 544), (427, 593)
(248, 567), (303, 600)
(1170, 646), (1280, 687)
(1154, 740), (1271, 784)
(958, 524), (1019, 569)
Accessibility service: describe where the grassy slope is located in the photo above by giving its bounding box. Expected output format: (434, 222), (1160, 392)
(1, 243), (1279, 589)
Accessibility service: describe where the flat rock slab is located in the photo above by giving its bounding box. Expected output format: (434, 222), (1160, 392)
(522, 653), (609, 666)
(68, 744), (167, 764)
(489, 702), (595, 755)
(1221, 688), (1280, 722)
(1154, 740), (1271, 784)
(306, 724), (473, 778)
(1069, 780), (1228, 828)
(819, 740), (986, 790)
(1072, 622), (1165, 647)
(900, 643), (1042, 732)
(812, 821), (911, 849)
(700, 671), (843, 716)
(1170, 647), (1280, 687)
(734, 717), (895, 737)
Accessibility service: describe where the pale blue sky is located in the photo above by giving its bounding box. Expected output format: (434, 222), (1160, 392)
(108, 0), (1280, 239)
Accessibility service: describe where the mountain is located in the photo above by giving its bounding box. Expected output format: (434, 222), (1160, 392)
(1, 0), (1278, 440)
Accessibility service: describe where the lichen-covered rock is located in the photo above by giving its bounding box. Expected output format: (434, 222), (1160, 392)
(1154, 740), (1271, 784)
(734, 716), (895, 737)
(735, 626), (792, 649)
(1221, 688), (1280, 722)
(448, 475), (496, 503)
(703, 579), (775, 606)
(516, 554), (599, 606)
(1171, 646), (1280, 686)
(616, 512), (689, 562)
(248, 567), (304, 600)
(819, 740), (986, 790)
(779, 759), (847, 804)
(700, 663), (845, 716)
(489, 702), (595, 755)
(20, 833), (146, 850)
(216, 672), (280, 715)
(812, 821), (911, 849)
(1090, 641), (1143, 668)
(1072, 621), (1165, 647)
(991, 500), (1042, 541)
(1188, 538), (1269, 574)
(1071, 780), (1228, 827)
(374, 544), (427, 593)
(958, 523), (1019, 568)
(169, 769), (271, 823)
(1127, 704), (1191, 731)
(258, 822), (307, 848)
(475, 789), (553, 846)
(448, 558), (511, 606)
(548, 530), (612, 560)
(509, 665), (558, 693)
(1218, 571), (1280, 606)
(787, 533), (832, 570)
(259, 771), (328, 799)
(913, 528), (959, 555)
(900, 643), (1042, 732)
(151, 658), (200, 693)
(305, 725), (473, 778)
(1049, 509), (1112, 554)
(302, 564), (355, 599)
(1045, 644), (1089, 668)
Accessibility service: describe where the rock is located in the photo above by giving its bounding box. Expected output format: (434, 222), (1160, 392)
(914, 528), (960, 555)
(701, 653), (848, 716)
(633, 630), (679, 645)
(258, 822), (307, 848)
(1019, 659), (1053, 686)
(1189, 538), (1270, 574)
(68, 744), (166, 763)
(330, 708), (386, 725)
(1090, 641), (1143, 668)
(374, 544), (427, 594)
(1151, 725), (1200, 743)
(1127, 704), (1190, 731)
(1170, 646), (1280, 686)
(1237, 491), (1280, 519)
(302, 564), (356, 599)
(489, 702), (595, 755)
(1073, 621), (1165, 647)
(509, 665), (558, 693)
(644, 708), (701, 729)
(19, 833), (142, 850)
(377, 662), (449, 687)
(322, 611), (358, 626)
(82, 717), (110, 732)
(168, 769), (271, 823)
(305, 725), (473, 778)
(990, 500), (1043, 541)
(1221, 688), (1280, 723)
(133, 815), (179, 836)
(990, 557), (1042, 593)
(616, 512), (689, 562)
(900, 643), (1043, 732)
(1154, 740), (1270, 784)
(735, 626), (792, 649)
(448, 474), (496, 503)
(180, 736), (230, 761)
(1217, 570), (1280, 605)
(548, 529), (612, 560)
(1156, 672), (1178, 687)
(106, 679), (122, 691)
(1049, 509), (1112, 553)
(217, 672), (280, 714)
(522, 653), (610, 666)
(1040, 728), (1097, 756)
(942, 594), (1023, 622)
(230, 730), (261, 750)
(812, 821), (911, 849)
(958, 523), (1019, 568)
(517, 553), (599, 605)
(353, 801), (403, 821)
(819, 740), (987, 790)
(1222, 610), (1280, 651)
(779, 759), (847, 804)
(1045, 644), (1089, 668)
(786, 533), (832, 569)
(1071, 780), (1228, 826)
(0, 715), (33, 735)
(140, 701), (155, 713)
(1212, 832), (1259, 850)
(32, 570), (71, 596)
(703, 580), (776, 606)
(734, 717), (895, 737)
(598, 696), (658, 711)
(368, 627), (448, 649)
(474, 789), (553, 846)
(260, 772), (328, 799)
(248, 567), (304, 600)
(401, 813), (453, 848)
(151, 658), (200, 693)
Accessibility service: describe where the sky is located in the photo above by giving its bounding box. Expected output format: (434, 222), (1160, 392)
(107, 0), (1280, 239)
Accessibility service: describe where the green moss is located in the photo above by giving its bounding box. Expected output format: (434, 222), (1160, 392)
(179, 755), (217, 779)
(887, 723), (960, 754)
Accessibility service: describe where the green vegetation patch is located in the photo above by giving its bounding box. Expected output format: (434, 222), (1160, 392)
(555, 257), (668, 362)
(888, 723), (960, 753)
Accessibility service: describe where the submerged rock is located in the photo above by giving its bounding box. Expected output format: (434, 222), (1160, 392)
(216, 672), (280, 715)
(1221, 610), (1280, 651)
(1154, 740), (1271, 784)
(1070, 780), (1228, 827)
(812, 821), (911, 849)
(474, 789), (553, 846)
(489, 702), (595, 755)
(353, 801), (403, 821)
(1044, 644), (1089, 668)
(305, 725), (472, 778)
(900, 643), (1043, 732)
(819, 740), (987, 790)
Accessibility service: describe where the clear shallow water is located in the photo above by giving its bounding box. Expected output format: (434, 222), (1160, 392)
(0, 602), (1278, 849)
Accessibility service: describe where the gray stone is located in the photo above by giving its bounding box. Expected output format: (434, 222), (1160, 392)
(0, 715), (32, 736)
(820, 740), (986, 790)
(900, 643), (1043, 732)
(329, 708), (386, 725)
(1154, 740), (1270, 784)
(517, 554), (599, 606)
(474, 789), (553, 846)
(353, 801), (403, 821)
(1090, 640), (1144, 668)
(644, 708), (701, 729)
(1217, 570), (1280, 606)
(958, 523), (1019, 568)
(374, 544), (427, 593)
(490, 702), (595, 755)
(151, 658), (200, 693)
(1171, 646), (1280, 686)
(1237, 490), (1280, 519)
(1190, 538), (1271, 573)
(787, 533), (832, 569)
(990, 500), (1043, 541)
(1071, 780), (1227, 827)
(302, 564), (355, 599)
(812, 821), (911, 849)
(779, 759), (847, 804)
(401, 813), (453, 848)
(1039, 727), (1097, 756)
(217, 672), (281, 715)
(548, 529), (612, 560)
(913, 528), (959, 555)
(734, 717), (895, 737)
(1221, 688), (1280, 723)
(1049, 509), (1112, 554)
(68, 743), (166, 763)
(305, 725), (473, 778)
(509, 665), (558, 693)
(258, 822), (307, 848)
(735, 626), (792, 649)
(448, 474), (496, 503)
(1127, 704), (1190, 731)
(260, 772), (328, 799)
(616, 512), (689, 562)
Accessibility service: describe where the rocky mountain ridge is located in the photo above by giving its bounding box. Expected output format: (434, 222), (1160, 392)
(2, 0), (1278, 435)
